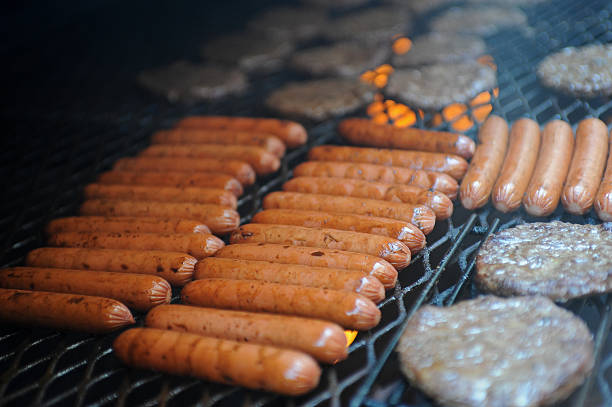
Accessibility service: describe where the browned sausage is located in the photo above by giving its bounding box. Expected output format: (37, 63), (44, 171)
(459, 115), (510, 210)
(152, 129), (286, 158)
(195, 258), (385, 303)
(145, 305), (347, 363)
(214, 243), (397, 288)
(293, 161), (459, 199)
(283, 177), (453, 220)
(263, 192), (436, 234)
(339, 118), (475, 159)
(84, 184), (237, 208)
(182, 279), (381, 330)
(523, 120), (575, 216)
(79, 200), (240, 235)
(491, 118), (541, 213)
(0, 288), (134, 333)
(47, 231), (224, 260)
(97, 171), (243, 197)
(0, 267), (170, 311)
(46, 216), (211, 235)
(175, 116), (308, 148)
(230, 224), (411, 269)
(139, 145), (280, 175)
(26, 247), (196, 286)
(561, 118), (609, 215)
(113, 157), (256, 186)
(308, 145), (468, 180)
(595, 131), (612, 221)
(251, 209), (426, 253)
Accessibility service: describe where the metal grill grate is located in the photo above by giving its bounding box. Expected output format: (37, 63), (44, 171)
(1, 0), (612, 406)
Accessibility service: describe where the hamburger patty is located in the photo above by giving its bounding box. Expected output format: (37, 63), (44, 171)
(430, 6), (527, 36)
(392, 33), (486, 67)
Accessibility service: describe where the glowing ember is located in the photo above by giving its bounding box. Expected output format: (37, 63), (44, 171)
(392, 37), (412, 55)
(345, 330), (358, 347)
(361, 64), (394, 89)
(478, 55), (497, 71)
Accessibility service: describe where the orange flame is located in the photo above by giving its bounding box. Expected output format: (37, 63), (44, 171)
(361, 64), (394, 89)
(366, 96), (418, 128)
(392, 37), (412, 55)
(344, 330), (358, 347)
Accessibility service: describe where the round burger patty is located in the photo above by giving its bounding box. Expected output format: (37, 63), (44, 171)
(265, 79), (374, 121)
(537, 44), (612, 97)
(325, 7), (412, 43)
(430, 6), (527, 36)
(398, 295), (594, 407)
(392, 33), (486, 67)
(476, 221), (612, 301)
(387, 61), (496, 110)
(247, 6), (328, 42)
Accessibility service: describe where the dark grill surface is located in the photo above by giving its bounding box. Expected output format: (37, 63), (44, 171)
(1, 0), (612, 406)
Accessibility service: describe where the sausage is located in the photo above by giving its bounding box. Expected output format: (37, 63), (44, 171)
(0, 267), (170, 311)
(214, 243), (397, 288)
(79, 200), (240, 235)
(182, 279), (381, 330)
(113, 157), (256, 186)
(459, 115), (509, 210)
(0, 288), (134, 333)
(47, 231), (224, 260)
(230, 224), (411, 269)
(595, 131), (612, 221)
(97, 171), (243, 197)
(283, 177), (453, 220)
(338, 118), (475, 159)
(293, 161), (459, 199)
(174, 115), (308, 148)
(46, 216), (210, 235)
(308, 145), (468, 180)
(26, 247), (196, 286)
(561, 118), (609, 215)
(139, 145), (280, 175)
(152, 129), (286, 158)
(491, 118), (541, 213)
(263, 192), (436, 234)
(251, 209), (426, 253)
(523, 120), (575, 217)
(145, 305), (347, 363)
(195, 258), (385, 303)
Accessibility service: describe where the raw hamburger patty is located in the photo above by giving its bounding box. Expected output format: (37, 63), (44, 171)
(537, 44), (612, 97)
(201, 32), (293, 73)
(325, 7), (412, 43)
(265, 79), (374, 121)
(137, 61), (247, 103)
(247, 6), (328, 42)
(398, 295), (594, 407)
(476, 221), (612, 301)
(387, 62), (496, 110)
(392, 33), (486, 67)
(430, 7), (527, 36)
(290, 42), (389, 77)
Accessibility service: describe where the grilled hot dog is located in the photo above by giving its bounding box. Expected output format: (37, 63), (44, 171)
(595, 131), (612, 221)
(46, 216), (210, 235)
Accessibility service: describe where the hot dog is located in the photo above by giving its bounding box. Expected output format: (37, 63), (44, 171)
(47, 231), (224, 260)
(113, 157), (256, 186)
(230, 224), (411, 269)
(26, 247), (196, 286)
(139, 145), (280, 175)
(459, 115), (509, 210)
(97, 171), (243, 197)
(0, 267), (170, 311)
(251, 209), (426, 253)
(561, 118), (609, 215)
(0, 288), (134, 333)
(523, 120), (575, 216)
(145, 305), (347, 363)
(152, 129), (286, 158)
(263, 192), (436, 234)
(595, 131), (612, 221)
(174, 115), (308, 148)
(293, 161), (458, 199)
(79, 200), (240, 234)
(46, 216), (210, 235)
(195, 258), (385, 303)
(491, 118), (541, 213)
(339, 118), (475, 159)
(84, 184), (237, 208)
(308, 145), (468, 180)
(182, 279), (381, 330)
(214, 243), (397, 288)
(283, 177), (453, 220)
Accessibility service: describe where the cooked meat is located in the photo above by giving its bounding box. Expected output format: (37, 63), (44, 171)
(247, 6), (328, 42)
(325, 7), (412, 43)
(392, 33), (486, 67)
(430, 6), (528, 36)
